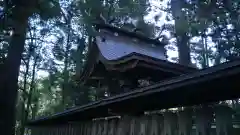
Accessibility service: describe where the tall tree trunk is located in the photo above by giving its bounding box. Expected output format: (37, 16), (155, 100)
(0, 8), (28, 135)
(171, 0), (191, 66)
(62, 15), (71, 107)
(62, 32), (70, 107)
(177, 35), (191, 65)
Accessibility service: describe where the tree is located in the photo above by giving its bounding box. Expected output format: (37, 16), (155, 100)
(0, 0), (61, 134)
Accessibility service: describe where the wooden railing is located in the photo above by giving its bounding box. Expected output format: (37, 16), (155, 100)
(29, 105), (239, 135)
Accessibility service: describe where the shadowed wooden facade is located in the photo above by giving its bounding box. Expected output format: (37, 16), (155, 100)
(29, 105), (238, 135)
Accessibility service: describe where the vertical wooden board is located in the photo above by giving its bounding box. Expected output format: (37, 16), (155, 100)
(71, 124), (76, 135)
(138, 116), (149, 135)
(51, 127), (54, 135)
(81, 123), (86, 135)
(59, 126), (63, 135)
(62, 125), (66, 135)
(30, 127), (35, 135)
(163, 111), (178, 135)
(32, 127), (37, 135)
(83, 122), (89, 135)
(67, 124), (70, 135)
(107, 119), (118, 135)
(38, 127), (43, 135)
(102, 120), (108, 135)
(195, 106), (213, 135)
(87, 122), (93, 135)
(47, 127), (51, 135)
(36, 127), (40, 135)
(30, 127), (34, 135)
(215, 105), (233, 135)
(71, 124), (75, 135)
(74, 123), (82, 135)
(68, 124), (71, 135)
(92, 121), (98, 135)
(48, 126), (52, 135)
(73, 123), (79, 135)
(48, 127), (52, 135)
(80, 123), (85, 135)
(57, 126), (61, 135)
(149, 114), (164, 135)
(43, 127), (47, 135)
(96, 120), (103, 135)
(129, 116), (138, 135)
(58, 126), (62, 135)
(116, 116), (131, 135)
(69, 124), (73, 135)
(60, 126), (64, 135)
(39, 127), (43, 135)
(178, 108), (193, 135)
(48, 127), (51, 135)
(82, 123), (87, 135)
(50, 126), (54, 135)
(79, 123), (85, 135)
(53, 126), (57, 135)
(54, 127), (57, 135)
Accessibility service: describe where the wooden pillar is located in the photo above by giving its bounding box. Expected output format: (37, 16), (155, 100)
(178, 108), (193, 135)
(163, 111), (178, 135)
(195, 106), (213, 135)
(215, 105), (233, 135)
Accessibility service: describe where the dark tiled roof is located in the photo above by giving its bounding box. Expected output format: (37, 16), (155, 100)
(93, 23), (166, 46)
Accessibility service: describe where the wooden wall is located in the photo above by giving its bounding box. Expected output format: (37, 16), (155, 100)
(30, 105), (239, 135)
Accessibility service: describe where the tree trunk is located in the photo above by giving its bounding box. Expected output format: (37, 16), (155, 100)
(177, 35), (191, 65)
(0, 8), (28, 135)
(171, 0), (191, 66)
(62, 15), (71, 108)
(62, 32), (71, 107)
